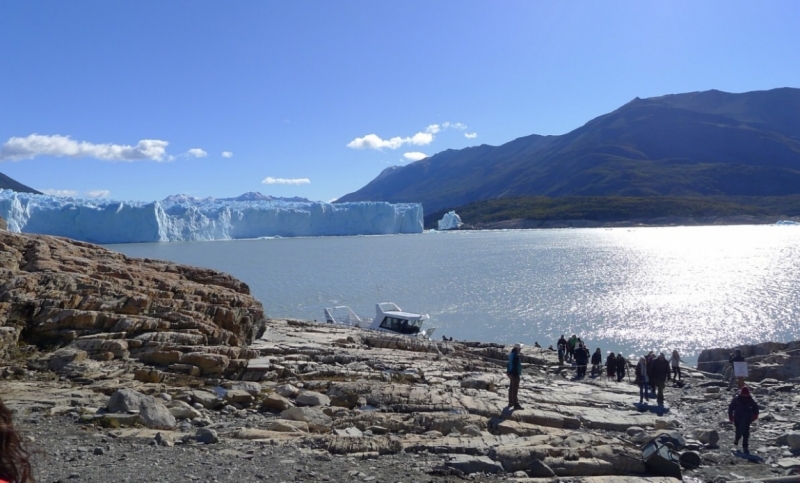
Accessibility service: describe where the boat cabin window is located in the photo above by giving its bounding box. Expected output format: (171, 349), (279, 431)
(378, 317), (421, 334)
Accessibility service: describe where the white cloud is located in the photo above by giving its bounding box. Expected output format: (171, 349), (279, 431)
(262, 177), (311, 185)
(0, 134), (169, 162)
(186, 148), (208, 158)
(403, 152), (428, 161)
(347, 122), (468, 151)
(465, 132), (478, 139)
(222, 151), (233, 158)
(86, 189), (111, 198)
(42, 189), (79, 197)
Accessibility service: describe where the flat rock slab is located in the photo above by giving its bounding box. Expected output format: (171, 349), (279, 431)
(577, 407), (656, 431)
(445, 454), (504, 474)
(777, 457), (800, 468)
(509, 477), (681, 483)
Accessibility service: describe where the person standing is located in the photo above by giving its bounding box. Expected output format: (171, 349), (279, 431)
(606, 353), (617, 382)
(574, 343), (590, 378)
(591, 348), (602, 377)
(650, 352), (671, 407)
(506, 343), (523, 410)
(635, 357), (650, 404)
(557, 335), (567, 365)
(615, 353), (627, 382)
(728, 386), (759, 454)
(728, 349), (746, 390)
(670, 350), (684, 382)
(645, 351), (657, 393)
(0, 397), (35, 483)
(567, 335), (577, 362)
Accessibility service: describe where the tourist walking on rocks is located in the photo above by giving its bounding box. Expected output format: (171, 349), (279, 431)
(728, 349), (746, 390)
(591, 348), (602, 377)
(506, 343), (523, 410)
(650, 353), (671, 407)
(645, 351), (657, 393)
(728, 386), (759, 454)
(615, 354), (627, 382)
(635, 357), (650, 403)
(0, 397), (34, 483)
(557, 335), (567, 364)
(669, 350), (684, 382)
(605, 352), (616, 381)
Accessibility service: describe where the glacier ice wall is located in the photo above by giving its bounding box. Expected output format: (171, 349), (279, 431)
(437, 211), (463, 230)
(0, 190), (424, 244)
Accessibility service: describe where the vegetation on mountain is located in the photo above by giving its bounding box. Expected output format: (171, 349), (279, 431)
(339, 88), (800, 219)
(423, 195), (800, 229)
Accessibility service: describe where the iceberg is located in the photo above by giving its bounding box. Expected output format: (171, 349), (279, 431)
(437, 211), (463, 230)
(0, 190), (424, 244)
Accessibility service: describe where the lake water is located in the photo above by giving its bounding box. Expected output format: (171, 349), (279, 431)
(106, 225), (800, 363)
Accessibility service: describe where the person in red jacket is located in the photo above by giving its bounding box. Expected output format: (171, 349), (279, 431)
(728, 386), (760, 454)
(1, 397), (34, 483)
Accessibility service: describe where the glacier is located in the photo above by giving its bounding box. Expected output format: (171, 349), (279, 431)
(0, 190), (424, 244)
(437, 211), (463, 230)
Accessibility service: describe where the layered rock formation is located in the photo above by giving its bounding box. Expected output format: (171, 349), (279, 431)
(0, 231), (266, 377)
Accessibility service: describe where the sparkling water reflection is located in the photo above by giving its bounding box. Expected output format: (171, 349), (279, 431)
(107, 225), (800, 363)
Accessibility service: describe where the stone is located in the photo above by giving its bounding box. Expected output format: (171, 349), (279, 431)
(295, 390), (330, 407)
(444, 454), (503, 475)
(224, 389), (254, 406)
(460, 374), (495, 391)
(262, 392), (294, 411)
(529, 459), (556, 477)
(275, 384), (300, 398)
(230, 381), (262, 397)
(626, 426), (645, 436)
(280, 407), (333, 433)
(196, 428), (219, 444)
(189, 390), (223, 410)
(168, 400), (202, 420)
(333, 427), (363, 437)
(654, 419), (669, 430)
(462, 424), (483, 437)
(264, 420), (309, 433)
(107, 389), (176, 430)
(776, 432), (800, 451)
(695, 429), (719, 447)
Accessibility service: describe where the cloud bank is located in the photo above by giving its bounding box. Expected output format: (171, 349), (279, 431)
(347, 122), (471, 151)
(186, 148), (208, 158)
(86, 190), (111, 198)
(222, 151), (233, 158)
(0, 134), (170, 162)
(465, 132), (478, 139)
(262, 177), (310, 185)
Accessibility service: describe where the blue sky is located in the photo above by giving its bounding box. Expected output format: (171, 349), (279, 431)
(1, 1), (798, 203)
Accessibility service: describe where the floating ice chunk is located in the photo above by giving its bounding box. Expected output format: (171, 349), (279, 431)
(437, 211), (463, 230)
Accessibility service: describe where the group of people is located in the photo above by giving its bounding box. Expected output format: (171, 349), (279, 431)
(556, 334), (628, 381)
(633, 350), (685, 407)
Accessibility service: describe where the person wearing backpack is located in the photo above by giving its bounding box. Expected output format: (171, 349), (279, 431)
(728, 386), (759, 454)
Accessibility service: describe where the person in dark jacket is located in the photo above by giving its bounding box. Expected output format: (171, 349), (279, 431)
(635, 357), (650, 404)
(728, 386), (759, 454)
(615, 354), (627, 382)
(574, 343), (590, 378)
(649, 352), (671, 407)
(645, 351), (656, 393)
(590, 348), (602, 377)
(557, 335), (567, 364)
(506, 343), (523, 410)
(605, 352), (617, 381)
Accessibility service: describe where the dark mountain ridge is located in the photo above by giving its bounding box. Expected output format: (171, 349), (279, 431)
(0, 172), (41, 194)
(337, 88), (800, 214)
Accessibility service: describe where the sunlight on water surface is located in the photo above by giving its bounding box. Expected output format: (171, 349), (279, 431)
(108, 225), (800, 363)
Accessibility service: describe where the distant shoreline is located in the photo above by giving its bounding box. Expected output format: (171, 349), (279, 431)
(459, 215), (800, 230)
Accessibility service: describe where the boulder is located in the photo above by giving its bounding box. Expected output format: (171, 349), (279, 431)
(168, 400), (202, 420)
(224, 389), (254, 406)
(460, 374), (496, 391)
(445, 454), (503, 475)
(529, 459), (556, 477)
(695, 429), (719, 447)
(264, 420), (309, 433)
(196, 428), (219, 444)
(777, 432), (800, 451)
(295, 390), (330, 407)
(261, 393), (294, 411)
(275, 384), (300, 398)
(107, 389), (176, 430)
(280, 407), (332, 433)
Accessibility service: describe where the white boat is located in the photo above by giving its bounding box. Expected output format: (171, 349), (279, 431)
(323, 302), (436, 339)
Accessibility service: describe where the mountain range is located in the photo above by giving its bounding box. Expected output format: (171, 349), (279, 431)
(0, 172), (40, 194)
(338, 88), (800, 215)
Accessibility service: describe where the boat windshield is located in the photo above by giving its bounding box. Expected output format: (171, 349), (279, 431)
(378, 316), (421, 334)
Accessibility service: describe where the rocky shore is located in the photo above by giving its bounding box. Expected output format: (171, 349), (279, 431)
(2, 231), (800, 483)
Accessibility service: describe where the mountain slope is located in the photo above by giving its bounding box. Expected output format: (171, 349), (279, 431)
(0, 172), (41, 194)
(337, 88), (800, 213)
